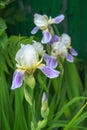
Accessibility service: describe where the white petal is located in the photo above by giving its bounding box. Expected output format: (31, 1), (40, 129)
(34, 13), (48, 27)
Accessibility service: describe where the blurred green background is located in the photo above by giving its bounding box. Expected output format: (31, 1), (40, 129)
(1, 0), (87, 60)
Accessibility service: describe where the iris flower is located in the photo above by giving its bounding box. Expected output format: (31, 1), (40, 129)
(51, 33), (78, 62)
(31, 13), (64, 43)
(11, 43), (60, 89)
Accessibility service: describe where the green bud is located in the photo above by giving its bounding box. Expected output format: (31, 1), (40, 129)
(36, 118), (47, 130)
(41, 92), (49, 118)
(24, 74), (35, 89)
(31, 122), (36, 130)
(24, 87), (32, 106)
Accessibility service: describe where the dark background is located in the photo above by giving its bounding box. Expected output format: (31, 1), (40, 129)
(4, 0), (87, 60)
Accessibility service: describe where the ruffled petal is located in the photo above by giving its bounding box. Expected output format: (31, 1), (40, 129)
(39, 66), (60, 78)
(66, 54), (74, 62)
(49, 35), (59, 44)
(41, 30), (52, 43)
(31, 26), (39, 34)
(52, 14), (65, 24)
(11, 70), (25, 89)
(44, 54), (57, 68)
(70, 48), (78, 56)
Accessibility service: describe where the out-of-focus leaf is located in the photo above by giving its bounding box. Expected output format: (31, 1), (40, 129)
(14, 10), (27, 22)
(0, 1), (5, 9)
(0, 17), (7, 35)
(63, 103), (87, 130)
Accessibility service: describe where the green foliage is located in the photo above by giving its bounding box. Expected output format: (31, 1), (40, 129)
(0, 0), (15, 9)
(0, 7), (27, 24)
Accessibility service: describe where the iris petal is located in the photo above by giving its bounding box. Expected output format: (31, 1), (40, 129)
(31, 26), (39, 34)
(11, 70), (25, 89)
(39, 66), (60, 78)
(49, 35), (59, 44)
(70, 48), (78, 56)
(41, 30), (52, 43)
(52, 14), (65, 24)
(66, 54), (74, 62)
(44, 54), (57, 68)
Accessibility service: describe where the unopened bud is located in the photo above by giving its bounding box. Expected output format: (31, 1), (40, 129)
(36, 119), (47, 130)
(24, 75), (35, 89)
(41, 92), (49, 118)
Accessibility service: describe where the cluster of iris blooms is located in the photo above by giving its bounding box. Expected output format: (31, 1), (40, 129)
(11, 13), (77, 90)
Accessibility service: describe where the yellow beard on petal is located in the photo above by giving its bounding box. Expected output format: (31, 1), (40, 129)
(16, 58), (44, 76)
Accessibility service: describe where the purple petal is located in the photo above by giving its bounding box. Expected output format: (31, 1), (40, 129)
(41, 30), (52, 44)
(44, 54), (57, 68)
(39, 66), (60, 78)
(31, 26), (39, 34)
(66, 54), (74, 62)
(11, 70), (25, 89)
(70, 48), (78, 56)
(49, 35), (59, 44)
(52, 14), (65, 24)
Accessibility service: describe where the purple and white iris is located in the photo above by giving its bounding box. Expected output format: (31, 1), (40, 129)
(51, 33), (78, 62)
(11, 43), (60, 89)
(31, 13), (64, 43)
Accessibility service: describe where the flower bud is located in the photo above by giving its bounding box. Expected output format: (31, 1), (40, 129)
(25, 75), (36, 89)
(36, 119), (47, 130)
(41, 92), (49, 118)
(31, 122), (36, 130)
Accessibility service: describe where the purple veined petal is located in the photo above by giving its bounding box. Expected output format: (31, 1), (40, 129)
(41, 30), (52, 44)
(66, 54), (74, 62)
(11, 70), (25, 89)
(31, 26), (39, 34)
(70, 48), (78, 56)
(52, 14), (65, 24)
(44, 54), (57, 68)
(38, 65), (60, 78)
(49, 35), (59, 44)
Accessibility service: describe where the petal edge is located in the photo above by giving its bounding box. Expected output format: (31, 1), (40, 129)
(39, 66), (60, 78)
(11, 70), (25, 89)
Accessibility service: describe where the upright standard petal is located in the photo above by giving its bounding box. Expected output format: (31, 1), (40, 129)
(11, 70), (25, 89)
(41, 30), (52, 43)
(44, 54), (57, 68)
(70, 48), (78, 56)
(34, 13), (48, 27)
(39, 66), (60, 78)
(52, 14), (65, 24)
(66, 54), (74, 62)
(31, 26), (39, 34)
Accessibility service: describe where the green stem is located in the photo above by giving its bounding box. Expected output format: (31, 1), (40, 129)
(53, 24), (60, 36)
(31, 88), (37, 128)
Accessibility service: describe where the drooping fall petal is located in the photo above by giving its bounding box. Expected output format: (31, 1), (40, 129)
(52, 14), (65, 24)
(31, 26), (39, 34)
(44, 54), (57, 69)
(11, 70), (25, 89)
(39, 65), (60, 78)
(41, 30), (52, 43)
(70, 48), (78, 56)
(66, 54), (74, 62)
